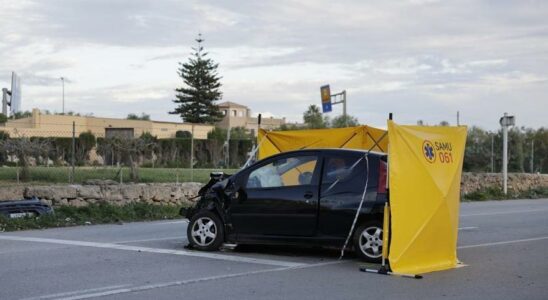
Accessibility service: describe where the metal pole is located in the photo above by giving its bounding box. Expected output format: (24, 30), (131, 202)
(226, 127), (231, 168)
(2, 88), (8, 116)
(190, 124), (194, 182)
(71, 121), (75, 183)
(343, 90), (347, 127)
(457, 111), (460, 126)
(502, 113), (508, 195)
(491, 134), (494, 173)
(61, 77), (65, 114)
(530, 140), (534, 173)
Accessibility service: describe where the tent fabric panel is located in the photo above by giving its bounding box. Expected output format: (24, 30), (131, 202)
(387, 121), (467, 274)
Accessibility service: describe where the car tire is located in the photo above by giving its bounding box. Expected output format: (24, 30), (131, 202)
(187, 210), (224, 251)
(353, 220), (384, 263)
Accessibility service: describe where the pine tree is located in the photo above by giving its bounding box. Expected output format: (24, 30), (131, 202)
(170, 34), (224, 124)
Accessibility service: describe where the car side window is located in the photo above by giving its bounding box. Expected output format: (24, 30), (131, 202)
(247, 156), (318, 188)
(322, 156), (359, 184)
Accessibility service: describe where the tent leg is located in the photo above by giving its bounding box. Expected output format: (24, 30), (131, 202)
(359, 266), (423, 279)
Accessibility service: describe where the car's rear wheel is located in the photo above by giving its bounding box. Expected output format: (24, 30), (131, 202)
(353, 221), (383, 263)
(187, 210), (224, 251)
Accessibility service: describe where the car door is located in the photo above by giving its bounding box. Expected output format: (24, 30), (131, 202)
(230, 153), (321, 237)
(318, 153), (381, 237)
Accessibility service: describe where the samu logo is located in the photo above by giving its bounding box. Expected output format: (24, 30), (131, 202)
(423, 140), (436, 163)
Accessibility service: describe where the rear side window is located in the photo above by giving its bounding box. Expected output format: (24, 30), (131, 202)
(323, 156), (364, 185)
(247, 156), (318, 188)
(321, 155), (379, 194)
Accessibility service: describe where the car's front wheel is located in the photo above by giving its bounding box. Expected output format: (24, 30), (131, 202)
(187, 210), (224, 251)
(353, 221), (384, 263)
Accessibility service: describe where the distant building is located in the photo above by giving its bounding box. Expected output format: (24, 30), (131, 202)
(216, 101), (286, 135)
(0, 109), (213, 139)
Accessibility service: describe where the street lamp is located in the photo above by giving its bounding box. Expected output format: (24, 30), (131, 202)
(60, 77), (65, 114)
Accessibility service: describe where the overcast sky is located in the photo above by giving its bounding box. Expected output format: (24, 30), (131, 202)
(1, 0), (547, 129)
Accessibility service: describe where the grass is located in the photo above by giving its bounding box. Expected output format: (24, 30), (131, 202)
(0, 167), (239, 185)
(463, 186), (548, 201)
(0, 202), (185, 232)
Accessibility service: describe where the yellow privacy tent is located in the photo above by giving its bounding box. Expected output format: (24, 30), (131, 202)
(257, 125), (388, 159)
(387, 121), (467, 274)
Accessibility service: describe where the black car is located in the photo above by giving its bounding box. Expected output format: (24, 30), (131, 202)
(184, 149), (388, 262)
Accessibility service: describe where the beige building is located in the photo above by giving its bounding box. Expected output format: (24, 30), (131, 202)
(0, 109), (213, 139)
(217, 101), (286, 135)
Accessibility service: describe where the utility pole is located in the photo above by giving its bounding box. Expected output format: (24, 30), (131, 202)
(530, 139), (534, 173)
(190, 124), (194, 182)
(71, 121), (75, 183)
(342, 90), (347, 126)
(500, 113), (515, 195)
(60, 77), (65, 114)
(225, 127), (231, 168)
(490, 134), (494, 173)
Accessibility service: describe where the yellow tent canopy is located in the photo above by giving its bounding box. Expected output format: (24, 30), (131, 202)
(255, 122), (467, 275)
(257, 125), (388, 160)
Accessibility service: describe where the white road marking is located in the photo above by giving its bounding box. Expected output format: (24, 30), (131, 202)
(458, 236), (548, 249)
(20, 284), (132, 300)
(461, 208), (548, 217)
(55, 260), (345, 300)
(458, 226), (478, 231)
(0, 235), (304, 268)
(149, 220), (189, 225)
(115, 236), (184, 244)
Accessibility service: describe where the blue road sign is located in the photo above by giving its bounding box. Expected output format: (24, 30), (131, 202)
(322, 102), (332, 113)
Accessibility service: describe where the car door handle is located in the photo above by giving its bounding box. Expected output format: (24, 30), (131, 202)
(304, 192), (314, 199)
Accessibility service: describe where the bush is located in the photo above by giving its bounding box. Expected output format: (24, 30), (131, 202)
(175, 130), (192, 139)
(464, 187), (507, 201)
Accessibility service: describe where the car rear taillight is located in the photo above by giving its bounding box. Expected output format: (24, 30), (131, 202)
(377, 160), (387, 194)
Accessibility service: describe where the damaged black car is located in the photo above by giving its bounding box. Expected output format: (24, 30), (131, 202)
(184, 148), (388, 263)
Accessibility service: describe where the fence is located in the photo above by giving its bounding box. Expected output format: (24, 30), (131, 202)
(1, 124), (545, 185)
(0, 123), (252, 185)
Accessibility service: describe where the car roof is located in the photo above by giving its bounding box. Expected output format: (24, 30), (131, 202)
(269, 148), (386, 157)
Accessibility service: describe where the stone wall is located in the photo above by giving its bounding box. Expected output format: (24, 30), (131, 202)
(461, 172), (548, 195)
(0, 173), (547, 206)
(0, 182), (202, 207)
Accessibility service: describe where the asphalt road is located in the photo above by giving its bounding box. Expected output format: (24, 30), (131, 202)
(1, 199), (547, 300)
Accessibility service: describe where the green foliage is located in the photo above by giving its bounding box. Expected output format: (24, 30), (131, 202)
(175, 130), (192, 139)
(207, 127), (228, 141)
(439, 121), (450, 126)
(0, 167), (239, 184)
(12, 111), (32, 119)
(276, 123), (300, 131)
(331, 115), (360, 128)
(0, 113), (7, 124)
(0, 202), (184, 231)
(170, 35), (224, 124)
(230, 127), (254, 140)
(463, 126), (547, 173)
(127, 113), (151, 120)
(0, 130), (9, 140)
(76, 131), (97, 165)
(464, 187), (507, 201)
(303, 105), (329, 129)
